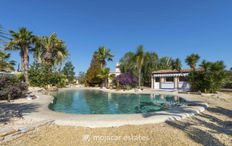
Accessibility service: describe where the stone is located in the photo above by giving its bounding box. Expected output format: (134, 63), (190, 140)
(0, 128), (17, 137)
(18, 127), (29, 133)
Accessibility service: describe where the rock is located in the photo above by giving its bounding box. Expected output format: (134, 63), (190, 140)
(0, 128), (17, 137)
(18, 127), (29, 133)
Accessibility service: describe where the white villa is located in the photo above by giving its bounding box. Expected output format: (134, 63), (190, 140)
(109, 63), (121, 76)
(151, 69), (191, 91)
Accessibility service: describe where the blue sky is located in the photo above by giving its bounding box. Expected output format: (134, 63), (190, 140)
(1, 0), (232, 73)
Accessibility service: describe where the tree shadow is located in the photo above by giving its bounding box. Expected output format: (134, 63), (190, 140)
(207, 106), (232, 118)
(194, 114), (232, 135)
(165, 106), (232, 146)
(0, 102), (40, 123)
(166, 120), (225, 146)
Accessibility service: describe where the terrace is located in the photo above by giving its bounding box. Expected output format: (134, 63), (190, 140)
(151, 69), (191, 91)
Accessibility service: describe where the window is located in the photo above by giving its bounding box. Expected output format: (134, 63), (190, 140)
(165, 77), (174, 82)
(179, 76), (187, 82)
(155, 77), (160, 82)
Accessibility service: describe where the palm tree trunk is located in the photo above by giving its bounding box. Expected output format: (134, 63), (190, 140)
(105, 78), (108, 88)
(138, 69), (141, 89)
(23, 48), (29, 84)
(20, 51), (24, 71)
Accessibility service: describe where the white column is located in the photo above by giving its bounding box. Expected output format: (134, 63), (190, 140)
(160, 77), (165, 89)
(151, 75), (154, 89)
(174, 77), (179, 89)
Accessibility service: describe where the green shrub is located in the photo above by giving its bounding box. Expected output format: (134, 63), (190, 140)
(16, 72), (25, 81)
(0, 76), (28, 100)
(62, 61), (75, 84)
(77, 72), (85, 84)
(188, 61), (227, 93)
(49, 72), (67, 88)
(28, 63), (67, 88)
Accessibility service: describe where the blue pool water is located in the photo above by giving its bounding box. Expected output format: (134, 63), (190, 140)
(49, 89), (186, 114)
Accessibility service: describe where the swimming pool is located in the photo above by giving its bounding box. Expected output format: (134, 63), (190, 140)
(49, 89), (186, 114)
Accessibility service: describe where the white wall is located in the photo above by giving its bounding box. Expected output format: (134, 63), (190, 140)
(154, 82), (160, 89)
(161, 82), (174, 89)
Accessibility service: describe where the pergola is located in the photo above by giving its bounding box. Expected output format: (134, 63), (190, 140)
(151, 69), (191, 90)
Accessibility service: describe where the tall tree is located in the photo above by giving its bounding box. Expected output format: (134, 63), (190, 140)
(33, 33), (68, 67)
(119, 51), (136, 74)
(199, 60), (210, 71)
(0, 25), (7, 45)
(62, 61), (75, 83)
(120, 49), (166, 87)
(185, 53), (200, 71)
(134, 45), (145, 88)
(158, 57), (173, 70)
(77, 72), (86, 84)
(172, 58), (182, 72)
(5, 27), (36, 84)
(95, 47), (113, 69)
(85, 52), (102, 86)
(142, 52), (159, 86)
(0, 50), (15, 72)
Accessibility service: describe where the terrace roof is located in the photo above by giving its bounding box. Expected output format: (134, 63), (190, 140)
(152, 69), (193, 74)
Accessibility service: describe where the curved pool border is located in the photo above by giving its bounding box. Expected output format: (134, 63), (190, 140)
(23, 87), (208, 128)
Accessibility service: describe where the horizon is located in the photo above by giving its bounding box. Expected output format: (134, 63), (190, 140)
(1, 0), (232, 74)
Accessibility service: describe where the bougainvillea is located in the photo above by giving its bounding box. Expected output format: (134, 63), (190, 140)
(114, 72), (138, 89)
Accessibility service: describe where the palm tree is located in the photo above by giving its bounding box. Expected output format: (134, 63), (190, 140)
(0, 25), (9, 47)
(0, 25), (4, 43)
(134, 45), (145, 89)
(119, 51), (136, 74)
(200, 60), (210, 71)
(185, 53), (200, 71)
(97, 68), (110, 88)
(33, 33), (68, 67)
(172, 58), (182, 72)
(0, 50), (15, 72)
(158, 57), (173, 70)
(32, 36), (43, 63)
(142, 52), (159, 86)
(5, 27), (36, 84)
(96, 47), (113, 69)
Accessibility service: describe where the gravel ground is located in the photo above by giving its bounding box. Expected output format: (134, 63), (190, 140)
(1, 92), (232, 146)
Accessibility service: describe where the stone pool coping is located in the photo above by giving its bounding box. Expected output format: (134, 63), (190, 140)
(22, 87), (208, 128)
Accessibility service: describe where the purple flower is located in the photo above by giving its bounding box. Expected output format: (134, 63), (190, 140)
(114, 73), (138, 86)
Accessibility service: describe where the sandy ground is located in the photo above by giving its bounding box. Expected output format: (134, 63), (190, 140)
(1, 92), (232, 146)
